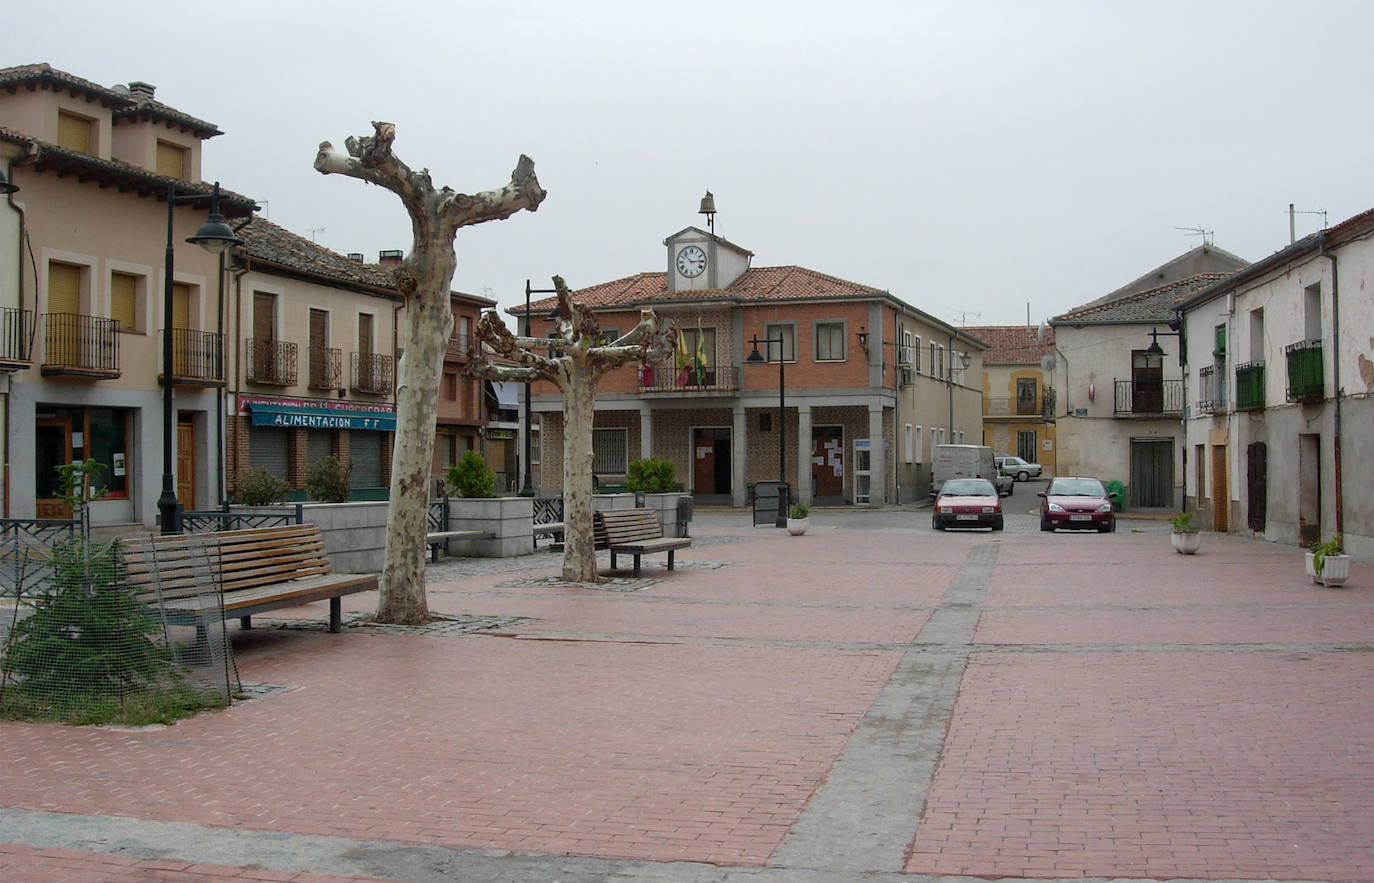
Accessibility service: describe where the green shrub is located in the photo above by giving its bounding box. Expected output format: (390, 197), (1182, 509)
(626, 457), (676, 494)
(446, 450), (497, 498)
(305, 455), (352, 503)
(789, 502), (811, 519)
(0, 538), (226, 725)
(235, 467), (289, 505)
(1169, 511), (1198, 534)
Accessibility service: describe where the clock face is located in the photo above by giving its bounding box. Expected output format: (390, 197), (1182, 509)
(676, 245), (707, 278)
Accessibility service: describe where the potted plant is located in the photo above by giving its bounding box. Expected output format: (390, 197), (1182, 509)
(786, 502), (810, 536)
(1169, 511), (1201, 555)
(1305, 534), (1351, 587)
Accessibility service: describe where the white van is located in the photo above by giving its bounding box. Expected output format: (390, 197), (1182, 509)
(932, 444), (1012, 497)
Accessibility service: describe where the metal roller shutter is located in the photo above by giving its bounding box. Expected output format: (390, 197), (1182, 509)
(350, 430), (382, 488)
(249, 428), (289, 480)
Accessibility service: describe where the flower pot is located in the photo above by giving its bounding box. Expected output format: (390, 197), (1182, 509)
(1171, 531), (1201, 555)
(786, 517), (809, 536)
(1316, 553), (1352, 587)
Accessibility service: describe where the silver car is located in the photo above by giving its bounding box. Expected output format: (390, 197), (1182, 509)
(995, 456), (1043, 482)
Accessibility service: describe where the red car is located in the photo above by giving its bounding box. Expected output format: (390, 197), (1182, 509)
(1038, 477), (1116, 532)
(933, 478), (1004, 531)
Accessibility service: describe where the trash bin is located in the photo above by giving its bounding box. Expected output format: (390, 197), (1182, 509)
(1106, 480), (1125, 512)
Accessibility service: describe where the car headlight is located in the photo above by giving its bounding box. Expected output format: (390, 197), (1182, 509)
(939, 506), (952, 514)
(1096, 503), (1113, 513)
(981, 506), (995, 514)
(1048, 502), (1065, 513)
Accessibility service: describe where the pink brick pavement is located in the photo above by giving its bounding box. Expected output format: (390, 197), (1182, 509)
(0, 842), (384, 882)
(2, 515), (1370, 880)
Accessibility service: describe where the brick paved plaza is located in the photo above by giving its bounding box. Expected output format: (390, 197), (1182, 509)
(2, 508), (1371, 882)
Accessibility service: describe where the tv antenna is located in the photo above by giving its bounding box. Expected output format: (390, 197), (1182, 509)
(1286, 203), (1327, 244)
(1175, 226), (1213, 246)
(308, 226), (326, 242)
(945, 307), (982, 326)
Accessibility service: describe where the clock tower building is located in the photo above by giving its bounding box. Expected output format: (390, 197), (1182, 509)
(664, 227), (752, 292)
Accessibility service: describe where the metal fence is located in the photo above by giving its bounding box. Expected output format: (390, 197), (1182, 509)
(0, 535), (236, 724)
(182, 505), (303, 533)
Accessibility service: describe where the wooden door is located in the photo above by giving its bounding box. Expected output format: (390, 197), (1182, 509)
(253, 292), (276, 378)
(812, 427), (844, 499)
(1246, 442), (1266, 532)
(1211, 444), (1228, 532)
(177, 421), (196, 510)
(171, 282), (191, 373)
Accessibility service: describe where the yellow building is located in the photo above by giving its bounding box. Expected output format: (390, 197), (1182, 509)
(964, 325), (1057, 477)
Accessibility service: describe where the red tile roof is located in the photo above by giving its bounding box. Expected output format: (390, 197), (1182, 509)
(522, 265), (885, 313)
(961, 325), (1054, 365)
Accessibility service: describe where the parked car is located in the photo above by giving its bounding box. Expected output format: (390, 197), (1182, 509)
(1038, 477), (1115, 532)
(932, 478), (1004, 531)
(995, 455), (1043, 482)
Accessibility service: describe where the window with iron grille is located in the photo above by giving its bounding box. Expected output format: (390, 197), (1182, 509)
(593, 428), (628, 475)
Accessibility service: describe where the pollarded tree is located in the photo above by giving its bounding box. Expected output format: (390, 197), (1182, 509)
(468, 277), (675, 583)
(314, 122), (545, 624)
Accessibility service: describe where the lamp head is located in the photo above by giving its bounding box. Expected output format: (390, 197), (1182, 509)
(746, 336), (766, 363)
(0, 169), (17, 195)
(186, 183), (240, 255)
(1145, 328), (1166, 357)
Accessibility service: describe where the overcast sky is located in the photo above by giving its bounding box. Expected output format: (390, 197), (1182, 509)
(16, 0), (1374, 327)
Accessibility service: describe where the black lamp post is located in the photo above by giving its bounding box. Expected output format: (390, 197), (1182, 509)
(746, 334), (787, 527)
(159, 182), (240, 534)
(519, 280), (558, 497)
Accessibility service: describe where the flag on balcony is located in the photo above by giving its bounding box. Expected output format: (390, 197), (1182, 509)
(676, 326), (690, 387)
(695, 322), (708, 385)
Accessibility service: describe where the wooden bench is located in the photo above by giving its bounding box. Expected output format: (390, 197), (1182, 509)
(123, 524), (378, 633)
(425, 530), (491, 562)
(593, 509), (692, 577)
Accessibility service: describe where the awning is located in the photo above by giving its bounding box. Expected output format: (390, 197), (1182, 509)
(248, 403), (396, 431)
(489, 381), (521, 409)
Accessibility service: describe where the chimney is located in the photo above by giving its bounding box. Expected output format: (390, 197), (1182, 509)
(347, 253), (365, 262)
(379, 249), (404, 266)
(127, 81), (156, 99)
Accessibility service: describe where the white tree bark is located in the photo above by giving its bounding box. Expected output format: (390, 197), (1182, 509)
(469, 277), (674, 583)
(314, 122), (545, 624)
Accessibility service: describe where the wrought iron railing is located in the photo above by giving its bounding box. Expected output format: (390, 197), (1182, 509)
(0, 518), (80, 597)
(428, 497), (448, 533)
(42, 313), (120, 373)
(1285, 339), (1324, 403)
(533, 496), (564, 527)
(1113, 379), (1184, 416)
(181, 504), (303, 533)
(0, 307), (33, 366)
(1197, 365), (1224, 414)
(638, 358), (739, 392)
(245, 339), (298, 385)
(308, 346), (343, 390)
(446, 333), (472, 359)
(167, 328), (224, 383)
(1234, 361), (1265, 411)
(352, 351), (393, 394)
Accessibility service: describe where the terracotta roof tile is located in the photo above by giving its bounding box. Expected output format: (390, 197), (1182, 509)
(234, 216), (397, 292)
(522, 265), (884, 313)
(961, 325), (1053, 365)
(0, 63), (221, 137)
(1053, 273), (1235, 324)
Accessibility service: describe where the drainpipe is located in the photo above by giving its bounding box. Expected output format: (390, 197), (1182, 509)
(2, 159), (26, 516)
(1318, 234), (1343, 542)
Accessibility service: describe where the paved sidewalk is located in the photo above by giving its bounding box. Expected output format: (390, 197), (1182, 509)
(2, 511), (1371, 882)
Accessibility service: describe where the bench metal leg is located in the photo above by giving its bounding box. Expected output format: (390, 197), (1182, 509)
(667, 550), (675, 570)
(330, 597), (342, 633)
(240, 615), (252, 630)
(610, 550), (618, 570)
(633, 554), (642, 577)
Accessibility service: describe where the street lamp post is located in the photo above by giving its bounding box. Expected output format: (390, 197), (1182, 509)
(159, 182), (240, 534)
(746, 334), (787, 527)
(519, 280), (558, 498)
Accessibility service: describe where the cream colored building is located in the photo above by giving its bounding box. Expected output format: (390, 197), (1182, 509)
(1177, 207), (1373, 556)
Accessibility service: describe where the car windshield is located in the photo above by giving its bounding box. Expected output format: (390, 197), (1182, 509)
(942, 479), (995, 496)
(1049, 479), (1106, 497)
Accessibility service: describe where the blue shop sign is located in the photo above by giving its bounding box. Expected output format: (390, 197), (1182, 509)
(248, 403), (396, 431)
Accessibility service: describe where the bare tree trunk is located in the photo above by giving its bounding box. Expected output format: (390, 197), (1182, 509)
(314, 123), (544, 624)
(561, 357), (598, 582)
(377, 250), (453, 623)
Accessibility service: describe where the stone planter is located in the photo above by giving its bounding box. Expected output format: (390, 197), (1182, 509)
(447, 496), (534, 558)
(1170, 531), (1201, 555)
(1306, 550), (1352, 587)
(786, 517), (809, 536)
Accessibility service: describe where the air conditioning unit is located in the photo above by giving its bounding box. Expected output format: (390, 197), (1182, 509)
(898, 346), (914, 365)
(899, 365), (915, 386)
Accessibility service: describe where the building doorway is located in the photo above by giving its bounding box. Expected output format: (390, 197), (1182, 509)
(177, 419), (196, 510)
(1298, 434), (1320, 546)
(1129, 438), (1173, 508)
(692, 427), (731, 496)
(35, 418), (72, 518)
(812, 426), (844, 503)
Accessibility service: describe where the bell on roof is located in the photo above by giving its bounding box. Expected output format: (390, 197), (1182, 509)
(699, 190), (716, 235)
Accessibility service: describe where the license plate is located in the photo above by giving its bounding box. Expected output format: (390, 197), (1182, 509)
(1069, 514), (1092, 521)
(957, 514), (978, 521)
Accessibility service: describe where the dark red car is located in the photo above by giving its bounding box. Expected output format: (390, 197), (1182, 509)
(1038, 477), (1116, 532)
(933, 478), (1004, 531)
